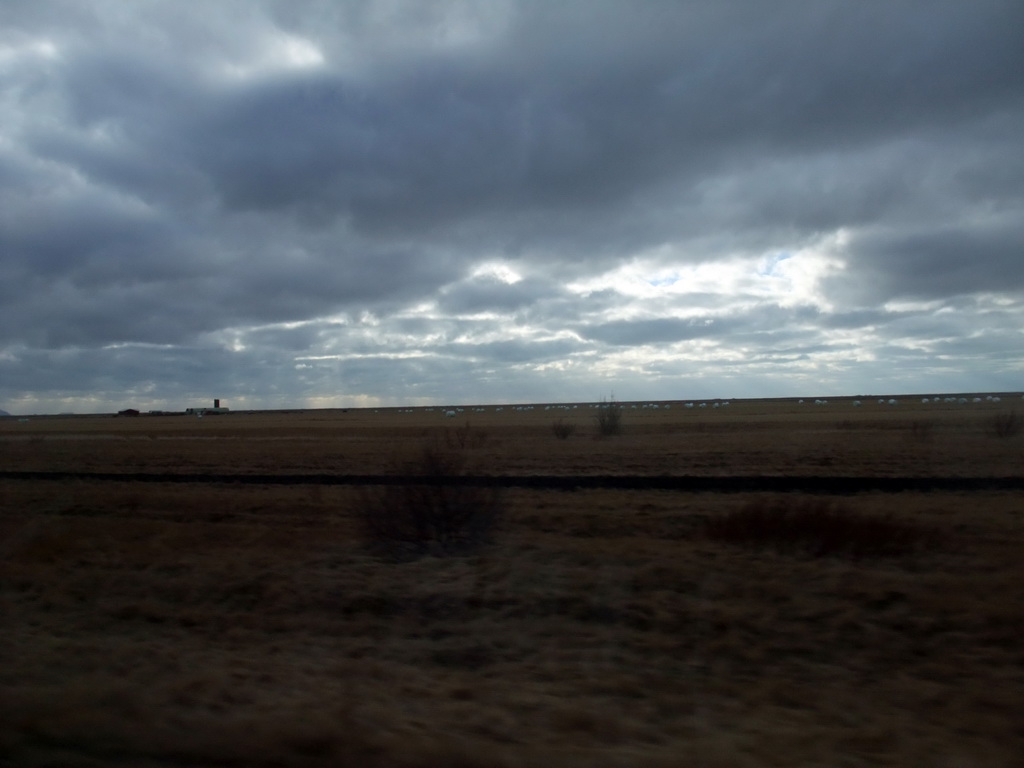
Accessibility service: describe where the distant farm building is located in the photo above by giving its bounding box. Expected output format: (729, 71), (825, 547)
(117, 408), (140, 417)
(185, 398), (230, 416)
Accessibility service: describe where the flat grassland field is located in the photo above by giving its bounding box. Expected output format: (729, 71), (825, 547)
(2, 397), (1023, 767)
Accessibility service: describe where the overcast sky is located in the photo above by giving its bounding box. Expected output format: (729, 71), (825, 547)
(2, 0), (1022, 413)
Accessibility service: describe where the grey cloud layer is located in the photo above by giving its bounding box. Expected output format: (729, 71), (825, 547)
(1, 0), (1022, 410)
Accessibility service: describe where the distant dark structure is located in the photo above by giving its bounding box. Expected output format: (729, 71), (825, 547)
(185, 399), (230, 416)
(117, 408), (140, 417)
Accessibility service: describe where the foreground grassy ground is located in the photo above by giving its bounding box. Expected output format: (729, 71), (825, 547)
(2, 399), (1023, 765)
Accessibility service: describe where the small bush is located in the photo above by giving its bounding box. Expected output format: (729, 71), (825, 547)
(446, 421), (488, 450)
(704, 497), (936, 559)
(551, 419), (576, 440)
(595, 396), (623, 436)
(357, 442), (502, 558)
(990, 411), (1022, 439)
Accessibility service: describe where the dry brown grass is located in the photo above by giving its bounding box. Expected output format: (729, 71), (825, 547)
(2, 398), (1023, 765)
(3, 396), (1023, 478)
(703, 496), (941, 558)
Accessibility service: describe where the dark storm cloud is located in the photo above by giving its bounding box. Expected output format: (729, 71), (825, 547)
(437, 275), (563, 315)
(170, 1), (1024, 253)
(832, 219), (1024, 302)
(1, 0), (1022, 411)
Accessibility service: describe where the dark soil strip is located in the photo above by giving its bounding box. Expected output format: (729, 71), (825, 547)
(1, 471), (1022, 493)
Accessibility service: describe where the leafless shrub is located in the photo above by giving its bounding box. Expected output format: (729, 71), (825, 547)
(445, 421), (488, 450)
(551, 419), (576, 440)
(704, 497), (938, 559)
(990, 411), (1022, 439)
(595, 396), (623, 436)
(357, 442), (502, 558)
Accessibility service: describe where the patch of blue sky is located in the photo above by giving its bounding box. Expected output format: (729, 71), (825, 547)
(758, 252), (793, 277)
(645, 271), (681, 287)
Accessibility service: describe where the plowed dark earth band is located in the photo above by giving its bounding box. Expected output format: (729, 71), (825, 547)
(2, 471), (1022, 493)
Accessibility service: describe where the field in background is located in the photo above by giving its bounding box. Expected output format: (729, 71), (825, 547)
(2, 395), (1023, 766)
(4, 393), (1023, 477)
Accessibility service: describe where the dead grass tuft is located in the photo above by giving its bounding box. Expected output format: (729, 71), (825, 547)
(704, 496), (939, 559)
(551, 419), (576, 440)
